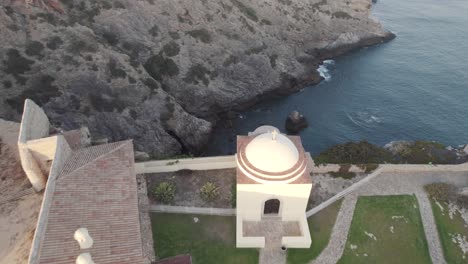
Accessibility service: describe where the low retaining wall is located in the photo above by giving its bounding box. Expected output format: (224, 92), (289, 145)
(311, 164), (366, 173)
(135, 155), (236, 174)
(149, 205), (236, 216)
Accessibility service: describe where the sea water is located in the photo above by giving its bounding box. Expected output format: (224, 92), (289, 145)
(205, 0), (468, 155)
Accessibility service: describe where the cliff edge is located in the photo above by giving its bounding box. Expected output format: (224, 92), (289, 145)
(0, 0), (393, 156)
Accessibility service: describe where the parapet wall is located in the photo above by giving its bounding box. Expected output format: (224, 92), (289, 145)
(28, 135), (72, 264)
(135, 155), (237, 174)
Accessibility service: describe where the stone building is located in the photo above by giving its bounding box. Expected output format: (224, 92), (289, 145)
(236, 126), (313, 249)
(17, 99), (154, 264)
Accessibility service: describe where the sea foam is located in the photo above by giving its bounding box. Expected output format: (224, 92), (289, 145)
(317, 60), (335, 81)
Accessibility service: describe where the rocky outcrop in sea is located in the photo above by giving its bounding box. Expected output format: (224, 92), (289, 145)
(0, 0), (394, 157)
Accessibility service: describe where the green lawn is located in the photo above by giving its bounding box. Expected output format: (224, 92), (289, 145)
(430, 199), (468, 263)
(338, 195), (432, 264)
(287, 200), (343, 264)
(151, 213), (258, 264)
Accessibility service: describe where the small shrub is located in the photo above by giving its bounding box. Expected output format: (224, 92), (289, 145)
(25, 41), (44, 57)
(357, 163), (379, 173)
(239, 16), (255, 33)
(245, 43), (267, 55)
(314, 141), (394, 165)
(169, 31), (180, 39)
(3, 80), (12, 89)
(186, 29), (212, 43)
(332, 11), (353, 19)
(144, 54), (179, 81)
(398, 141), (449, 164)
(102, 30), (119, 46)
(231, 0), (258, 22)
(269, 54), (278, 68)
(6, 74), (61, 112)
(260, 19), (272, 25)
(113, 1), (125, 9)
(200, 182), (219, 202)
(339, 163), (351, 173)
(4, 49), (34, 75)
(143, 78), (159, 91)
(162, 41), (180, 57)
(46, 36), (63, 50)
(149, 25), (159, 37)
(108, 59), (126, 78)
(183, 64), (212, 86)
(153, 182), (176, 204)
(223, 55), (239, 67)
(366, 163), (379, 173)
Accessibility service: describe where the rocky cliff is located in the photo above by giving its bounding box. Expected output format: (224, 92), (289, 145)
(0, 0), (393, 157)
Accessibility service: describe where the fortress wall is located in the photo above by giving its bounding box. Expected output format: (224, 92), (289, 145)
(18, 99), (53, 191)
(28, 135), (71, 264)
(18, 99), (50, 143)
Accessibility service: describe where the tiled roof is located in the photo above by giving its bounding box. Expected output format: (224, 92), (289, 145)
(37, 140), (146, 264)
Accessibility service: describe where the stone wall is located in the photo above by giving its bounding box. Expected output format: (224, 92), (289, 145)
(135, 155), (237, 174)
(136, 174), (156, 264)
(28, 135), (71, 264)
(18, 99), (52, 191)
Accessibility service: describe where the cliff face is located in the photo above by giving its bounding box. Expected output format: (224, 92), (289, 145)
(0, 0), (392, 157)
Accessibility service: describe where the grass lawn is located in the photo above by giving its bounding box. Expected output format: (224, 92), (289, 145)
(151, 213), (258, 264)
(430, 199), (468, 263)
(287, 200), (342, 264)
(338, 195), (432, 264)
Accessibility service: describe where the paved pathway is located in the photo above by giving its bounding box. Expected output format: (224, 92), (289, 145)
(311, 171), (468, 264)
(311, 194), (358, 264)
(258, 218), (289, 264)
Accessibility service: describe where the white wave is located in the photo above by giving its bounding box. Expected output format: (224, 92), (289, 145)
(346, 109), (383, 128)
(317, 60), (335, 81)
(323, 60), (335, 66)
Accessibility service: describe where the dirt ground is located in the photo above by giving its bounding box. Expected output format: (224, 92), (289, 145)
(146, 169), (236, 208)
(0, 119), (42, 264)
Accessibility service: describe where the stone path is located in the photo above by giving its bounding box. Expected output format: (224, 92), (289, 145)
(310, 171), (468, 264)
(311, 194), (358, 264)
(258, 218), (289, 264)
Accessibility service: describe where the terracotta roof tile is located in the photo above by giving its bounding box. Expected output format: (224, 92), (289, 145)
(37, 141), (145, 264)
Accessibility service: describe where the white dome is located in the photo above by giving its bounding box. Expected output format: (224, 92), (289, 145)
(76, 253), (95, 264)
(245, 131), (299, 173)
(74, 228), (93, 249)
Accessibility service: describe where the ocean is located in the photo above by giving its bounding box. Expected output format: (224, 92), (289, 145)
(205, 0), (468, 156)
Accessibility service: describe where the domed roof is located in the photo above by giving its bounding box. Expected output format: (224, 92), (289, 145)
(245, 130), (299, 173)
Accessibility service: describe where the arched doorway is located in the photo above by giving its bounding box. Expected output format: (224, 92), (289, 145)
(264, 199), (280, 215)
